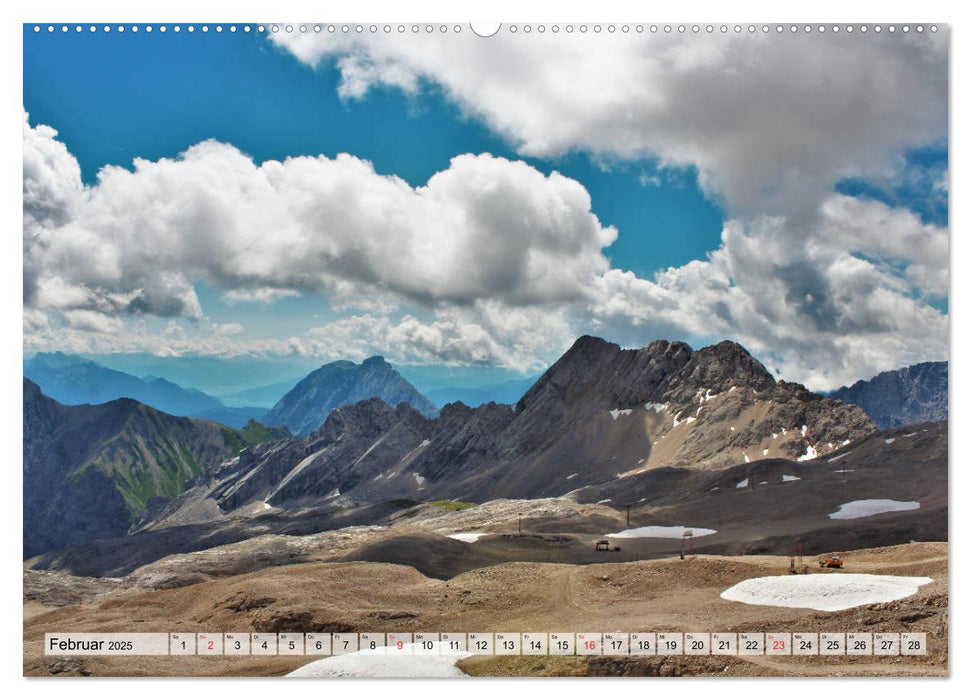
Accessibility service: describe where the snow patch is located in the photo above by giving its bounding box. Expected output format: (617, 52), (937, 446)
(884, 437), (896, 444)
(644, 402), (667, 413)
(605, 525), (717, 539)
(781, 474), (801, 482)
(797, 444), (818, 462)
(609, 408), (633, 420)
(829, 499), (920, 520)
(736, 479), (749, 489)
(720, 574), (933, 612)
(288, 643), (471, 677)
(597, 498), (613, 504)
(566, 472), (578, 480)
(801, 425), (808, 437)
(448, 533), (484, 543)
(413, 472), (426, 486)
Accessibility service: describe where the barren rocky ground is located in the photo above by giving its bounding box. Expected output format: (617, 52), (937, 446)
(24, 541), (947, 677)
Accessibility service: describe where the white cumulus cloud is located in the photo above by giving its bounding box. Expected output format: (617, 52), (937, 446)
(22, 105), (947, 388)
(270, 29), (947, 218)
(23, 116), (615, 323)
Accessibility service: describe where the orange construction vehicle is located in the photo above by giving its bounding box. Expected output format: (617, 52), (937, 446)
(818, 554), (844, 569)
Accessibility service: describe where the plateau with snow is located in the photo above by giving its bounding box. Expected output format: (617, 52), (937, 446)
(720, 573), (933, 612)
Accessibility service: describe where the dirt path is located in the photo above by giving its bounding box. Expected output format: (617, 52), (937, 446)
(552, 569), (578, 611)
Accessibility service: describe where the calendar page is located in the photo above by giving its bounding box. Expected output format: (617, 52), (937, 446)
(22, 17), (948, 680)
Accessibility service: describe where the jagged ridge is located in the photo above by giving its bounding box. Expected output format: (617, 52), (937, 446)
(149, 336), (874, 523)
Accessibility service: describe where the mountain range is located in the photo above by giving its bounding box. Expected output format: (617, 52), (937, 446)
(424, 375), (538, 408)
(262, 355), (438, 436)
(22, 378), (288, 557)
(146, 336), (874, 524)
(828, 361), (948, 429)
(23, 352), (267, 428)
(25, 335), (950, 572)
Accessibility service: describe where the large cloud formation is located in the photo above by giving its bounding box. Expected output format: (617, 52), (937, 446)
(271, 28), (947, 218)
(24, 113), (615, 317)
(23, 29), (949, 388)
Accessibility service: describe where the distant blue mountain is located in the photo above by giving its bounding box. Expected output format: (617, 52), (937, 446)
(425, 376), (539, 408)
(263, 356), (437, 436)
(190, 405), (270, 428)
(220, 380), (301, 409)
(23, 352), (239, 421)
(827, 361), (948, 429)
(85, 352), (322, 400)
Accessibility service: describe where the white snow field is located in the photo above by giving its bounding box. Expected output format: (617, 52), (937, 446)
(287, 643), (472, 677)
(829, 499), (920, 520)
(605, 525), (717, 539)
(447, 533), (485, 543)
(720, 573), (933, 611)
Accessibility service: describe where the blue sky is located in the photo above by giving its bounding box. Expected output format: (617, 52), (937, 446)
(23, 27), (725, 278)
(22, 26), (949, 391)
(23, 26), (729, 373)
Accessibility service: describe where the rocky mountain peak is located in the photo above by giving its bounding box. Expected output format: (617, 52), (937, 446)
(828, 360), (947, 428)
(263, 356), (437, 436)
(313, 397), (400, 441)
(662, 340), (776, 404)
(518, 335), (776, 414)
